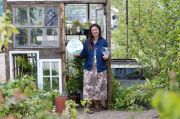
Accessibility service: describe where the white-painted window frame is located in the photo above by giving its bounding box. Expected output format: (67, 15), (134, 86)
(39, 59), (62, 94)
(9, 50), (39, 80)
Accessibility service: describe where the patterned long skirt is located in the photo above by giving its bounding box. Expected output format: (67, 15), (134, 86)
(83, 62), (107, 100)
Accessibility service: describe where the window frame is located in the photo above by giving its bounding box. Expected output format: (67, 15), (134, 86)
(9, 50), (39, 80)
(39, 59), (62, 94)
(13, 5), (60, 48)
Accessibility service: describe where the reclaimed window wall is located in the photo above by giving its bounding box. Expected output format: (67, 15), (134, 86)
(13, 6), (59, 48)
(65, 4), (106, 37)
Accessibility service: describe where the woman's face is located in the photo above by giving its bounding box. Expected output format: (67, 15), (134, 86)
(91, 26), (100, 38)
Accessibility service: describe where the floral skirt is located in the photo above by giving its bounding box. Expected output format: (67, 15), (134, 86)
(83, 62), (107, 100)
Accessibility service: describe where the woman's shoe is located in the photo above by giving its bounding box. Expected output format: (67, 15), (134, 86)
(94, 100), (101, 112)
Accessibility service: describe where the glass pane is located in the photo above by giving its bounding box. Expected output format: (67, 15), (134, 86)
(43, 62), (50, 76)
(65, 4), (87, 23)
(90, 4), (103, 23)
(30, 28), (43, 46)
(96, 9), (104, 32)
(52, 62), (59, 75)
(15, 28), (28, 47)
(14, 8), (28, 25)
(44, 7), (58, 26)
(43, 77), (50, 92)
(52, 77), (59, 90)
(46, 28), (59, 47)
(30, 7), (43, 26)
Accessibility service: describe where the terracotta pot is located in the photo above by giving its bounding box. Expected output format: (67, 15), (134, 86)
(55, 96), (67, 113)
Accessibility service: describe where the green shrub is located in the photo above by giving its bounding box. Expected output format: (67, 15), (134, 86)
(112, 78), (166, 110)
(152, 91), (180, 119)
(0, 75), (54, 118)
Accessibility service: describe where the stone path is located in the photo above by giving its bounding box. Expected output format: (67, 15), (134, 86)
(77, 109), (159, 119)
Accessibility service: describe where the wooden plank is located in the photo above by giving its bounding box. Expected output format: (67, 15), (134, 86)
(7, 0), (106, 4)
(105, 0), (112, 109)
(3, 0), (7, 12)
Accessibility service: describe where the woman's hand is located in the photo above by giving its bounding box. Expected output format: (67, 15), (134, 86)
(103, 54), (109, 60)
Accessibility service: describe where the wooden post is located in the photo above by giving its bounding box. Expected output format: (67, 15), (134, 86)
(3, 0), (7, 11)
(126, 0), (129, 58)
(106, 0), (112, 109)
(59, 3), (66, 92)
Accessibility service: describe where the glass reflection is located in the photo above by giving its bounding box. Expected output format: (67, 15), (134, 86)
(43, 62), (50, 76)
(14, 8), (28, 25)
(15, 28), (28, 46)
(46, 28), (58, 47)
(30, 7), (43, 26)
(44, 7), (58, 26)
(43, 77), (50, 92)
(52, 77), (59, 90)
(52, 62), (59, 75)
(31, 28), (43, 46)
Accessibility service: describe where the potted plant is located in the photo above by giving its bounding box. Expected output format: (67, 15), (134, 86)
(66, 79), (80, 103)
(72, 20), (82, 34)
(53, 90), (67, 113)
(81, 20), (91, 36)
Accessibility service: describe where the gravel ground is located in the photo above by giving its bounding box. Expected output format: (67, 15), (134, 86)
(77, 109), (159, 119)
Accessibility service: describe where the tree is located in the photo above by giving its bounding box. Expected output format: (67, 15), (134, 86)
(0, 10), (19, 52)
(111, 0), (180, 81)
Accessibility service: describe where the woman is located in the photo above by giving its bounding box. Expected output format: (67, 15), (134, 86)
(75, 23), (109, 113)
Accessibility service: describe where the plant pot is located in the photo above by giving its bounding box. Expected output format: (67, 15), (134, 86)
(55, 96), (67, 113)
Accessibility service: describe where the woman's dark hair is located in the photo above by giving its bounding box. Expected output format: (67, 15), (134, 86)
(88, 23), (102, 49)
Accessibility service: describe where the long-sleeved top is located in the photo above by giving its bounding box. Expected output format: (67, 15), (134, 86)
(79, 37), (108, 72)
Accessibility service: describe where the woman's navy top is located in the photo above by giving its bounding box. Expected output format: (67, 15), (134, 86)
(79, 37), (108, 72)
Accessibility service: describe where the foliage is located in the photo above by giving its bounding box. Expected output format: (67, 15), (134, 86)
(152, 73), (180, 119)
(0, 10), (19, 52)
(62, 99), (79, 119)
(66, 58), (83, 96)
(43, 69), (59, 92)
(81, 97), (92, 117)
(16, 55), (34, 78)
(0, 75), (54, 118)
(112, 77), (166, 110)
(111, 0), (180, 111)
(66, 79), (80, 95)
(111, 0), (180, 82)
(152, 91), (180, 119)
(82, 20), (91, 29)
(35, 111), (59, 119)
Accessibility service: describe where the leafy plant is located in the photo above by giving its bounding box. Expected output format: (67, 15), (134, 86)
(62, 99), (78, 119)
(66, 79), (80, 96)
(151, 69), (180, 119)
(152, 90), (180, 119)
(72, 20), (82, 34)
(112, 78), (165, 110)
(0, 10), (19, 52)
(81, 97), (92, 118)
(0, 75), (54, 118)
(82, 20), (91, 29)
(66, 58), (83, 97)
